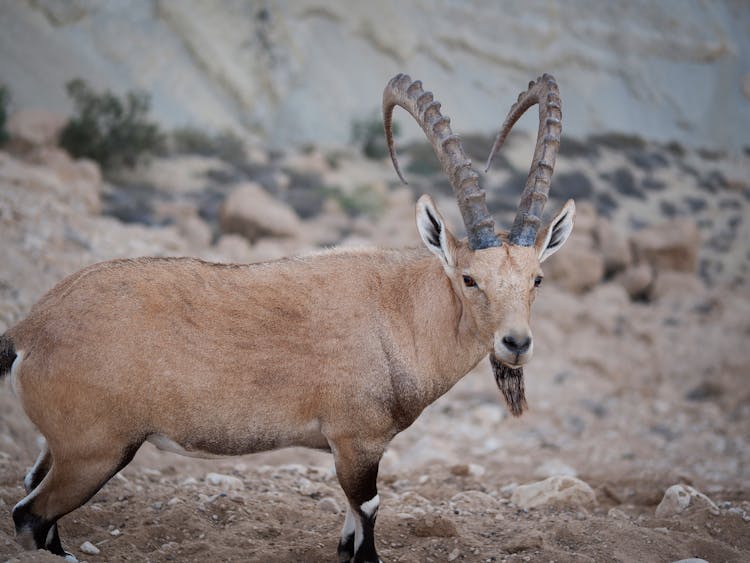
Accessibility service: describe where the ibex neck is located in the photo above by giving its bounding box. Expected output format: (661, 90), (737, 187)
(385, 254), (488, 406)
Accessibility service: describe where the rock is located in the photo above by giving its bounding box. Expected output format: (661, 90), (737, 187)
(206, 472), (244, 491)
(449, 490), (498, 513)
(671, 559), (709, 563)
(503, 533), (543, 553)
(649, 271), (704, 302)
(447, 548), (460, 561)
(655, 484), (719, 518)
(177, 213), (213, 248)
(511, 476), (597, 509)
(29, 147), (102, 214)
(316, 497), (341, 514)
(608, 507), (630, 520)
(571, 201), (599, 237)
(79, 541), (100, 555)
(219, 182), (302, 242)
(534, 459), (578, 478)
(468, 463), (486, 477)
(450, 464), (470, 476)
(630, 219), (700, 273)
(595, 217), (632, 275)
(214, 234), (255, 263)
(544, 234), (605, 294)
(615, 263), (654, 299)
(120, 155), (234, 195)
(411, 514), (457, 537)
(7, 110), (67, 152)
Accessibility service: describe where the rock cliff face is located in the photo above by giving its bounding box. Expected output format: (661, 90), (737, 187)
(1, 0), (748, 150)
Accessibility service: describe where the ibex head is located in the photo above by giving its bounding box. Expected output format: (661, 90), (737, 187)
(383, 73), (575, 370)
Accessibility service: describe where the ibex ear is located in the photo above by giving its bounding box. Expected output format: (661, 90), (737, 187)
(416, 194), (457, 268)
(536, 199), (575, 263)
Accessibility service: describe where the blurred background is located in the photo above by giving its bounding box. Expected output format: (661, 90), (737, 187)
(0, 1), (749, 562)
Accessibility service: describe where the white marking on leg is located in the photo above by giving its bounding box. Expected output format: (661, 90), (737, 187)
(353, 510), (364, 553)
(354, 494), (380, 553)
(9, 350), (24, 396)
(360, 494), (380, 517)
(340, 505), (355, 539)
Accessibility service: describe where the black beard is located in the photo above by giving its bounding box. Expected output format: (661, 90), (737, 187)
(490, 354), (528, 417)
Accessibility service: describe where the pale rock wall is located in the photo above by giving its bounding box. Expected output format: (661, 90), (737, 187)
(1, 0), (748, 150)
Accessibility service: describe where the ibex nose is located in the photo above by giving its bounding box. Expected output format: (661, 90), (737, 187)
(502, 333), (532, 355)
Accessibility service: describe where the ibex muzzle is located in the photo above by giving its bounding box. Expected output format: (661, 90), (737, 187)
(0, 73), (574, 562)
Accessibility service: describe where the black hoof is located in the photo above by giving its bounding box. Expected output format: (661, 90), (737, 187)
(337, 532), (354, 562)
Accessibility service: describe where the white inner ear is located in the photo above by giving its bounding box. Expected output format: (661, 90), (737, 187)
(539, 200), (575, 263)
(416, 197), (455, 268)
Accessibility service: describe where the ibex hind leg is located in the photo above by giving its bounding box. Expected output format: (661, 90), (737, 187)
(24, 441), (52, 493)
(20, 441), (70, 558)
(13, 439), (141, 559)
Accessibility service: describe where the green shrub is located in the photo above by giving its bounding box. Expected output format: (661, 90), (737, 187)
(171, 126), (246, 165)
(326, 184), (385, 218)
(351, 111), (399, 160)
(0, 85), (10, 146)
(60, 79), (164, 169)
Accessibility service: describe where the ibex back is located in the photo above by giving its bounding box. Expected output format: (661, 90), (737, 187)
(0, 73), (575, 562)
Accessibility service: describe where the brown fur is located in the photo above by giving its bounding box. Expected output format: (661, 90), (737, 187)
(3, 196), (574, 558)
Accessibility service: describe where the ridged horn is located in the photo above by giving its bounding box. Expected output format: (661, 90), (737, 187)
(383, 73), (501, 250)
(485, 74), (562, 246)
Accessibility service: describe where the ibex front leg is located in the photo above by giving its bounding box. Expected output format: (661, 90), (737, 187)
(331, 437), (383, 563)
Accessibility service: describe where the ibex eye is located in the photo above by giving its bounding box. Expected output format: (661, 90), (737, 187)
(534, 276), (543, 287)
(463, 275), (476, 287)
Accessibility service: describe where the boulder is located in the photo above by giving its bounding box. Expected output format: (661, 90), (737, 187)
(571, 200), (599, 237)
(630, 219), (700, 273)
(30, 147), (102, 214)
(595, 217), (632, 275)
(655, 484), (719, 518)
(7, 110), (67, 152)
(615, 263), (654, 300)
(214, 234), (255, 264)
(544, 235), (605, 294)
(650, 271), (704, 302)
(154, 202), (212, 248)
(219, 182), (302, 243)
(511, 476), (597, 509)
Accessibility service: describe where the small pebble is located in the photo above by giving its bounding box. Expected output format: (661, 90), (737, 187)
(109, 529), (121, 537)
(79, 541), (100, 555)
(448, 547), (460, 561)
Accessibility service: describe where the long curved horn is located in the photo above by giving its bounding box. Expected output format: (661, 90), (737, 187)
(485, 74), (562, 247)
(383, 73), (501, 250)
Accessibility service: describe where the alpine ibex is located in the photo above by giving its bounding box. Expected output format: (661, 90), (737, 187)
(0, 73), (574, 562)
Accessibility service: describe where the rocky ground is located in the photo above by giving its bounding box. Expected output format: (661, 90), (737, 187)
(0, 115), (749, 562)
